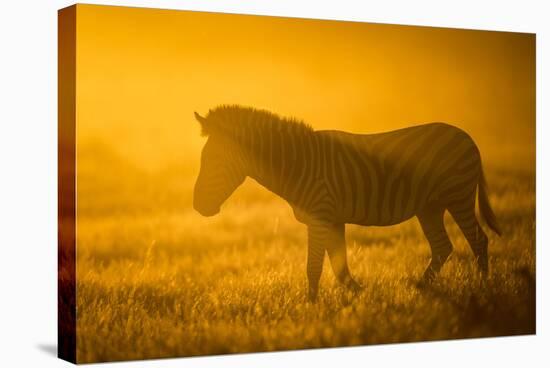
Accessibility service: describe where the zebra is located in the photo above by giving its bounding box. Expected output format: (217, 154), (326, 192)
(192, 105), (501, 301)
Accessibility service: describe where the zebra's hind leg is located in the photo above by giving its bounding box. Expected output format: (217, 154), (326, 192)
(325, 223), (362, 293)
(417, 205), (453, 284)
(448, 199), (489, 274)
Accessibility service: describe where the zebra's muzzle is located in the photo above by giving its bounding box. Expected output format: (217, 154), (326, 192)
(194, 203), (220, 217)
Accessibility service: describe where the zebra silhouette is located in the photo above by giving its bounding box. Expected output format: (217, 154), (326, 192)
(193, 105), (501, 301)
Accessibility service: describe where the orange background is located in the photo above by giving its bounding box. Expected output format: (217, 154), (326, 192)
(76, 4), (535, 172)
(70, 6), (536, 363)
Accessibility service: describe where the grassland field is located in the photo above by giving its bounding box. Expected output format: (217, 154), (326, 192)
(75, 147), (535, 363)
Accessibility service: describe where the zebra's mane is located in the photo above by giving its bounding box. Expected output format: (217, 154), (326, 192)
(201, 105), (313, 140)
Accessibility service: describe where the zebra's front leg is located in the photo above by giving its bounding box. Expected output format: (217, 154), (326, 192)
(306, 223), (361, 302)
(325, 223), (362, 293)
(306, 224), (327, 302)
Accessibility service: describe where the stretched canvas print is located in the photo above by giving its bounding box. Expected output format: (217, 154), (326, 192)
(58, 4), (536, 364)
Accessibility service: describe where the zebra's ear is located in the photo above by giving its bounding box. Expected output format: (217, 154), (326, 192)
(194, 112), (209, 135)
(194, 111), (207, 124)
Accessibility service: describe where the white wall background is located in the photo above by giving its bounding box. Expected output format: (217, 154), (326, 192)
(0, 0), (547, 367)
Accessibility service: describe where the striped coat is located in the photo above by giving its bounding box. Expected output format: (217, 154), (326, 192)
(193, 105), (501, 301)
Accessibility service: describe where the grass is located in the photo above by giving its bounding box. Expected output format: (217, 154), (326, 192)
(75, 162), (535, 363)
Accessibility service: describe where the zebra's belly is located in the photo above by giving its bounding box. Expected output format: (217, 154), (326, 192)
(342, 208), (418, 227)
(335, 187), (433, 226)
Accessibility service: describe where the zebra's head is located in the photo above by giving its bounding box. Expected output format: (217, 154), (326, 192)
(193, 111), (247, 217)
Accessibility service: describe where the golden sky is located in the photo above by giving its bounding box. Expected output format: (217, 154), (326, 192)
(75, 4), (535, 171)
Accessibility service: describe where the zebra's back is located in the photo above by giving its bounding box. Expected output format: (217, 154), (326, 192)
(315, 123), (480, 226)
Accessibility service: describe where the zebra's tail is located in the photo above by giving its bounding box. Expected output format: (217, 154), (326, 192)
(478, 166), (502, 236)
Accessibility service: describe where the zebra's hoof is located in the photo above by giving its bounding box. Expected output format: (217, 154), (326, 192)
(347, 280), (364, 294)
(417, 272), (435, 289)
(477, 258), (489, 276)
(307, 288), (318, 303)
(416, 280), (431, 290)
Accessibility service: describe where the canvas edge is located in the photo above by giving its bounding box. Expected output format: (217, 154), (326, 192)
(58, 4), (77, 365)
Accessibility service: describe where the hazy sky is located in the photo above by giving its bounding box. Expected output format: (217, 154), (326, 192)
(75, 4), (535, 171)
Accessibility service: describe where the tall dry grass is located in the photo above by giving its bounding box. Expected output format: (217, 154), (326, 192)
(75, 144), (535, 363)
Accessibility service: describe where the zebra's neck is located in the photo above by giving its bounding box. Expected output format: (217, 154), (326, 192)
(242, 127), (319, 206)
